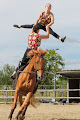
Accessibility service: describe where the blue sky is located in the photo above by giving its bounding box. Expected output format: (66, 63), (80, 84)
(0, 0), (80, 70)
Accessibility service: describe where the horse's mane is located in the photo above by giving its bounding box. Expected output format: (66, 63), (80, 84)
(27, 48), (47, 58)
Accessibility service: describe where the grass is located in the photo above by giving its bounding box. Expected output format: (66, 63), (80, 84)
(0, 91), (67, 103)
(0, 85), (67, 103)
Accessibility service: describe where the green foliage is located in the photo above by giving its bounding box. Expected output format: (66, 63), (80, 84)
(44, 49), (65, 71)
(0, 49), (65, 86)
(0, 64), (15, 85)
(41, 49), (65, 85)
(56, 76), (67, 86)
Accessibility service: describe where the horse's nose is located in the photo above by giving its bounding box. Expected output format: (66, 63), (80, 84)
(37, 76), (41, 80)
(37, 73), (43, 80)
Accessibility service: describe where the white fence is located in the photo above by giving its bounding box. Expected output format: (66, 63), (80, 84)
(0, 87), (80, 104)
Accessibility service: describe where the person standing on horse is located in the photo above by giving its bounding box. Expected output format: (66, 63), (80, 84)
(11, 24), (49, 79)
(14, 3), (66, 42)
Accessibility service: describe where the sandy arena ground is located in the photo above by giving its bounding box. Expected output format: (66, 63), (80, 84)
(0, 103), (80, 120)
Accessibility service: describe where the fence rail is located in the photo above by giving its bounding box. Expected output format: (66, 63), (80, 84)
(0, 89), (80, 104)
(1, 89), (80, 92)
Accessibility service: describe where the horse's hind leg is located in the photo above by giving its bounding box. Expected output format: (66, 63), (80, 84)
(15, 92), (32, 120)
(8, 89), (19, 120)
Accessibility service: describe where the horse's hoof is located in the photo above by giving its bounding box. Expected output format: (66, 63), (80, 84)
(8, 118), (11, 120)
(18, 115), (25, 120)
(13, 118), (17, 120)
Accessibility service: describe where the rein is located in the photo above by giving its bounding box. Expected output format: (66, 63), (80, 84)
(18, 55), (44, 74)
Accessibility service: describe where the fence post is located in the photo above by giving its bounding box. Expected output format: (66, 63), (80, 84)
(67, 78), (69, 103)
(61, 85), (63, 97)
(6, 90), (8, 104)
(54, 72), (56, 102)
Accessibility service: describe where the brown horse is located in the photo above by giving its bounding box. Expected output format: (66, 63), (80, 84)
(8, 48), (47, 120)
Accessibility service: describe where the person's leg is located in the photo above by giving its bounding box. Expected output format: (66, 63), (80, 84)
(20, 48), (31, 67)
(38, 24), (66, 42)
(13, 24), (34, 28)
(11, 48), (31, 79)
(21, 24), (34, 28)
(40, 24), (46, 31)
(49, 27), (66, 42)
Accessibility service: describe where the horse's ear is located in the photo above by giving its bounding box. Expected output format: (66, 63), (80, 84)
(27, 50), (38, 58)
(27, 50), (34, 58)
(33, 50), (38, 56)
(42, 49), (47, 56)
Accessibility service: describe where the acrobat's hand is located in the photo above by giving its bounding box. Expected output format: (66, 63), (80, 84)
(13, 24), (21, 28)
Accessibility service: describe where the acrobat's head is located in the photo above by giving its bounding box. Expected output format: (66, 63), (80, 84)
(45, 3), (51, 11)
(33, 24), (41, 33)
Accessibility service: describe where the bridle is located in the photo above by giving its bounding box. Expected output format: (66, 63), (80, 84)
(18, 55), (44, 75)
(34, 55), (44, 73)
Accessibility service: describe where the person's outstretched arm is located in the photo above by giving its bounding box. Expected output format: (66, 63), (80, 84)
(34, 12), (42, 25)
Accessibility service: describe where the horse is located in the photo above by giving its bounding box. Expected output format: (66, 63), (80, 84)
(8, 48), (47, 120)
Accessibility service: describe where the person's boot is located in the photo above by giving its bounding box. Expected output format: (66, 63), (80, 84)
(11, 64), (27, 80)
(11, 71), (16, 80)
(61, 36), (66, 42)
(13, 24), (20, 28)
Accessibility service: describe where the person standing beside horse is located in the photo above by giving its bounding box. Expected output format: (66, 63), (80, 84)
(14, 3), (66, 42)
(11, 24), (49, 79)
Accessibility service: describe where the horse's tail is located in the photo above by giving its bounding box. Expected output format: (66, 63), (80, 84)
(30, 94), (40, 108)
(30, 83), (39, 108)
(30, 95), (37, 108)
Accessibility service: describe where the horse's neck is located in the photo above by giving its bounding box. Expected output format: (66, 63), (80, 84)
(25, 56), (35, 72)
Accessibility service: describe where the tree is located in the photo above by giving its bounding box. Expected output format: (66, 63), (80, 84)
(41, 49), (65, 85)
(0, 64), (15, 85)
(0, 49), (65, 86)
(56, 75), (67, 88)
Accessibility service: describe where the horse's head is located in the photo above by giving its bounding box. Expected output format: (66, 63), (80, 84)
(34, 49), (47, 80)
(27, 48), (47, 80)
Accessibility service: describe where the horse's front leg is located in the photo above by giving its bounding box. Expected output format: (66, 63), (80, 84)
(8, 88), (19, 120)
(18, 94), (23, 107)
(15, 92), (32, 120)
